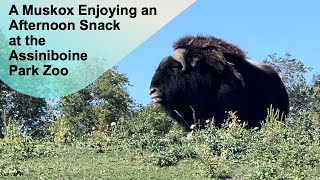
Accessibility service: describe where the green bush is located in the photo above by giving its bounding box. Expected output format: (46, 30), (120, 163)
(113, 104), (182, 137)
(0, 118), (56, 177)
(48, 117), (74, 146)
(0, 160), (24, 176)
(151, 139), (199, 167)
(0, 118), (56, 161)
(154, 152), (179, 167)
(200, 111), (253, 159)
(199, 109), (320, 179)
(76, 131), (112, 153)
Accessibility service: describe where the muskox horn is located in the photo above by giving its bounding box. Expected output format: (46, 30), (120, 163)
(172, 48), (188, 71)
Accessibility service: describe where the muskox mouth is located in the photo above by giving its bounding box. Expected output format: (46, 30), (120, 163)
(149, 87), (164, 103)
(151, 96), (163, 103)
(150, 93), (164, 103)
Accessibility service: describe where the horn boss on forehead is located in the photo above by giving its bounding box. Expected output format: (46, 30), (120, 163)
(150, 35), (289, 129)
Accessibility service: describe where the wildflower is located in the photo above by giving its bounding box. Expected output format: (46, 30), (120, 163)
(190, 124), (196, 130)
(187, 130), (194, 139)
(289, 106), (293, 111)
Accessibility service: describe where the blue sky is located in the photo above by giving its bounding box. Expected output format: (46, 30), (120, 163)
(116, 0), (320, 105)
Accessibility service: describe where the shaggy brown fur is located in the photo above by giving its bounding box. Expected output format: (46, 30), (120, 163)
(173, 35), (246, 86)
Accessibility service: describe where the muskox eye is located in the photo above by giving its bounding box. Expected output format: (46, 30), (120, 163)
(190, 56), (200, 67)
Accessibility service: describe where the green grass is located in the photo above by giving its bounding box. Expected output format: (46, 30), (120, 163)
(13, 147), (208, 180)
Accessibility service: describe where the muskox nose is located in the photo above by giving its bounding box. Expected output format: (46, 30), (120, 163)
(149, 87), (163, 103)
(149, 87), (158, 95)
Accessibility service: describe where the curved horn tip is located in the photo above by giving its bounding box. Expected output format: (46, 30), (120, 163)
(172, 48), (188, 71)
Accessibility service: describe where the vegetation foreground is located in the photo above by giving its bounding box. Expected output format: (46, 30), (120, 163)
(1, 106), (320, 179)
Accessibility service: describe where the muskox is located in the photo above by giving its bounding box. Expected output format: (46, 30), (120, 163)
(149, 35), (289, 129)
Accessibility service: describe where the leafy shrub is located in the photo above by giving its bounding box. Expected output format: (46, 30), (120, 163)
(0, 118), (56, 161)
(48, 117), (74, 146)
(0, 135), (56, 161)
(0, 118), (56, 177)
(200, 111), (253, 160)
(154, 152), (179, 167)
(152, 142), (199, 167)
(113, 104), (182, 137)
(125, 132), (200, 167)
(75, 131), (112, 153)
(199, 109), (320, 179)
(0, 160), (24, 176)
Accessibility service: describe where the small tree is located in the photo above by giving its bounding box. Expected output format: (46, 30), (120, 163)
(310, 74), (320, 120)
(0, 32), (48, 137)
(92, 68), (134, 130)
(60, 87), (94, 137)
(58, 68), (135, 138)
(264, 53), (315, 113)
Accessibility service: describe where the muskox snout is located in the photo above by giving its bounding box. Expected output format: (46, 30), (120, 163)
(149, 87), (164, 103)
(149, 87), (157, 95)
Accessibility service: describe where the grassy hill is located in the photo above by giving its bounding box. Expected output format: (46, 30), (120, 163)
(13, 147), (207, 180)
(1, 108), (320, 179)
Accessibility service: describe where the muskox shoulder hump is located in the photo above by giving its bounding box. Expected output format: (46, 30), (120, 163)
(248, 60), (278, 75)
(173, 35), (246, 59)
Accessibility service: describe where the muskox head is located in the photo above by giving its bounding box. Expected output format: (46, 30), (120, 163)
(149, 35), (248, 128)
